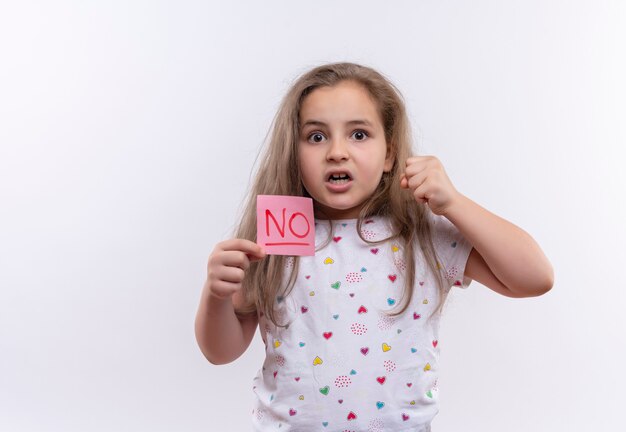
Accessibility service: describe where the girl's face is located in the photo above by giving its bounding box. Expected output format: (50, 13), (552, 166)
(298, 80), (393, 219)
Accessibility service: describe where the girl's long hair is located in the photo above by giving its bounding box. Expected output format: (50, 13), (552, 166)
(234, 62), (446, 326)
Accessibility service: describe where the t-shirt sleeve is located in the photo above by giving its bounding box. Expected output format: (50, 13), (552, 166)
(426, 210), (474, 289)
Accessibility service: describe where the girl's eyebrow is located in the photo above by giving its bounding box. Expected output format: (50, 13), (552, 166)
(301, 119), (373, 128)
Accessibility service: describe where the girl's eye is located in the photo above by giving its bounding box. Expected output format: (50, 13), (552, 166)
(352, 130), (368, 141)
(308, 133), (326, 143)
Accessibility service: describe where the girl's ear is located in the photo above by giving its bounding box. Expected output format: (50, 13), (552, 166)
(383, 145), (395, 172)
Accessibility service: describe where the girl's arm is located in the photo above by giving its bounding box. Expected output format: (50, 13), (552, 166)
(194, 239), (264, 365)
(402, 156), (554, 298)
(444, 194), (554, 297)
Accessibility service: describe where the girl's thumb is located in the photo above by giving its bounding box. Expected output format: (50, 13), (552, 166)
(400, 174), (409, 189)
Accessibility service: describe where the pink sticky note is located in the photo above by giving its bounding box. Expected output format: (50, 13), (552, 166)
(256, 195), (315, 256)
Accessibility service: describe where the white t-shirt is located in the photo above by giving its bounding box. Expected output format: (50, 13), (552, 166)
(252, 212), (473, 431)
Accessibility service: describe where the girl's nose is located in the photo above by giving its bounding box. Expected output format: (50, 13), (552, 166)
(326, 138), (349, 162)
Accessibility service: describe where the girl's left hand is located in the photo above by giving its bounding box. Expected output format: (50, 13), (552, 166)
(400, 156), (462, 216)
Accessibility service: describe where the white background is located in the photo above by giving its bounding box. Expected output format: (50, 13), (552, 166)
(1, 1), (625, 431)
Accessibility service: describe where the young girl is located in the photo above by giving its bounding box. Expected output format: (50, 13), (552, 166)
(195, 62), (554, 431)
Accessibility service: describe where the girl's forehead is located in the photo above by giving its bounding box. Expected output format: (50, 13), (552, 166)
(299, 81), (382, 126)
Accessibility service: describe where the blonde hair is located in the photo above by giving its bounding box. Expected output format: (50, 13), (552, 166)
(234, 62), (446, 326)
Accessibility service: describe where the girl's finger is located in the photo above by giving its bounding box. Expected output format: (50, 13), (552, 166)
(215, 266), (246, 284)
(219, 239), (266, 259)
(209, 280), (242, 299)
(404, 159), (427, 177)
(400, 174), (409, 189)
(410, 178), (429, 204)
(219, 250), (252, 270)
(247, 252), (266, 262)
(407, 170), (428, 191)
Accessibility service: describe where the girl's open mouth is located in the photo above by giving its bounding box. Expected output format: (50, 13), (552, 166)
(328, 173), (351, 185)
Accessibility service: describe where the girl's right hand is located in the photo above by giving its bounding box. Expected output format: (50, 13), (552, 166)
(206, 239), (266, 301)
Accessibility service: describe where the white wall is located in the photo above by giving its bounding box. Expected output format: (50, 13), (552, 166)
(1, 1), (625, 430)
